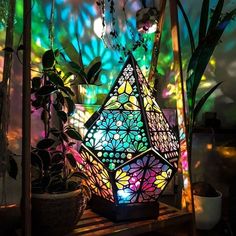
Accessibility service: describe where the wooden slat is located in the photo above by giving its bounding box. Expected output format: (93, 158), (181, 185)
(68, 202), (192, 236)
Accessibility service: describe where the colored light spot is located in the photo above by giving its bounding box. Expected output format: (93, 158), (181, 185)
(116, 121), (122, 126)
(109, 163), (116, 170)
(97, 152), (102, 157)
(127, 153), (132, 159)
(114, 134), (120, 140)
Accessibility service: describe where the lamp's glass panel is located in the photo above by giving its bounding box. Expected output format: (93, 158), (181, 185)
(80, 147), (114, 202)
(104, 64), (140, 111)
(115, 153), (173, 204)
(135, 65), (179, 167)
(84, 110), (149, 170)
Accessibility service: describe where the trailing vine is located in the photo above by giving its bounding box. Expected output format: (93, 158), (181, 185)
(96, 0), (148, 62)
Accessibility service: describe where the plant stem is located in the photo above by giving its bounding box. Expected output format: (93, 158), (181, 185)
(0, 0), (16, 205)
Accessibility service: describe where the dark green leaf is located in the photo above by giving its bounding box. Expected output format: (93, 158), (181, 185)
(40, 110), (49, 125)
(86, 57), (102, 83)
(61, 132), (69, 142)
(37, 150), (51, 170)
(59, 85), (75, 97)
(177, 0), (195, 53)
(17, 44), (24, 51)
(69, 171), (88, 180)
(66, 153), (77, 168)
(50, 128), (61, 137)
(50, 163), (64, 172)
(31, 97), (43, 109)
(193, 82), (222, 122)
(3, 47), (14, 52)
(60, 39), (82, 63)
(65, 97), (75, 116)
(66, 61), (88, 84)
(36, 85), (56, 96)
(62, 72), (73, 84)
(32, 77), (42, 90)
(199, 0), (209, 42)
(36, 138), (55, 149)
(57, 110), (67, 123)
(187, 8), (236, 110)
(207, 0), (224, 34)
(90, 69), (101, 85)
(66, 129), (82, 141)
(42, 49), (55, 69)
(54, 49), (60, 57)
(7, 156), (18, 179)
(47, 175), (65, 193)
(31, 152), (42, 169)
(47, 72), (64, 87)
(51, 153), (63, 163)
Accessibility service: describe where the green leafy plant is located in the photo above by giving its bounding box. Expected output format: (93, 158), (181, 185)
(178, 0), (236, 161)
(31, 49), (90, 194)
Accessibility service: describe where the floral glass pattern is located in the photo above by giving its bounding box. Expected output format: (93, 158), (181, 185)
(80, 54), (179, 210)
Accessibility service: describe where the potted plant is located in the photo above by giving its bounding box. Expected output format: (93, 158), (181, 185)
(179, 0), (236, 229)
(0, 0), (20, 234)
(31, 49), (91, 236)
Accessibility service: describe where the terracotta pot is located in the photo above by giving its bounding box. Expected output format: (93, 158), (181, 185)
(194, 190), (222, 230)
(32, 189), (87, 236)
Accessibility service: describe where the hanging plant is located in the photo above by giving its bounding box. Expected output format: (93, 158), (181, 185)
(96, 0), (148, 62)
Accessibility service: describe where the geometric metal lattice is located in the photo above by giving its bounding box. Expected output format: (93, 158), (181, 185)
(79, 54), (180, 220)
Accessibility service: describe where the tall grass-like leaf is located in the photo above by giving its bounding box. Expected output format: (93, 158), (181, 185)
(207, 0), (224, 34)
(199, 0), (209, 43)
(193, 82), (222, 122)
(187, 8), (236, 110)
(177, 0), (195, 53)
(60, 38), (81, 64)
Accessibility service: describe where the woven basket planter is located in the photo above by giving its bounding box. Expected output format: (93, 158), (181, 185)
(32, 189), (87, 236)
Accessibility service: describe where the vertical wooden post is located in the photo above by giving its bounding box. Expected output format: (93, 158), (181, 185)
(169, 0), (194, 214)
(22, 0), (31, 235)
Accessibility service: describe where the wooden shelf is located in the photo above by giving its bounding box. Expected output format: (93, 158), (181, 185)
(68, 202), (193, 236)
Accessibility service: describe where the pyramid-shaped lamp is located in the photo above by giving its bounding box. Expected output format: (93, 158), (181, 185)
(79, 54), (179, 221)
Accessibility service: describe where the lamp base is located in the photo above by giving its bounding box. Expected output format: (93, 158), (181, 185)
(89, 195), (159, 221)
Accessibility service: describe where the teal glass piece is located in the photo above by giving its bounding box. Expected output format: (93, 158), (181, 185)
(82, 54), (179, 171)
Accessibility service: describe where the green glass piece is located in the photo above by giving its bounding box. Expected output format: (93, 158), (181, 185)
(137, 121), (143, 127)
(109, 163), (116, 170)
(118, 93), (129, 103)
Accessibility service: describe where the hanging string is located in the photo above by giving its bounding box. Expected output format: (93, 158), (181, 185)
(49, 0), (55, 49)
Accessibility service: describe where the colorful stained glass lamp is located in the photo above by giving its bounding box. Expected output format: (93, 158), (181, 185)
(79, 54), (179, 221)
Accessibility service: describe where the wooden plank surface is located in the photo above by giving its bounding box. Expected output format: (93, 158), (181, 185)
(68, 203), (192, 236)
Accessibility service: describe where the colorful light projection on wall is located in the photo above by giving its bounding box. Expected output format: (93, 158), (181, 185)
(79, 54), (179, 220)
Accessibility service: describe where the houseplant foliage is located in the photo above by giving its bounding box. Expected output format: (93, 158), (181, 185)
(31, 48), (91, 235)
(178, 0), (236, 228)
(181, 0), (236, 159)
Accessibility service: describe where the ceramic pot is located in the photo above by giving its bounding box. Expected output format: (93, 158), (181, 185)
(194, 190), (222, 230)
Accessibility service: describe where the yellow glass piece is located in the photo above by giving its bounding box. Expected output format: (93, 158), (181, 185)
(147, 96), (153, 106)
(118, 82), (126, 94)
(129, 96), (138, 105)
(105, 102), (121, 109)
(125, 81), (132, 94)
(115, 169), (130, 189)
(101, 169), (111, 188)
(105, 96), (117, 106)
(124, 102), (139, 110)
(154, 169), (172, 190)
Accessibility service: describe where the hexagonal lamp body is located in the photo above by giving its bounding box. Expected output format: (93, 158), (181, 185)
(79, 54), (179, 221)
